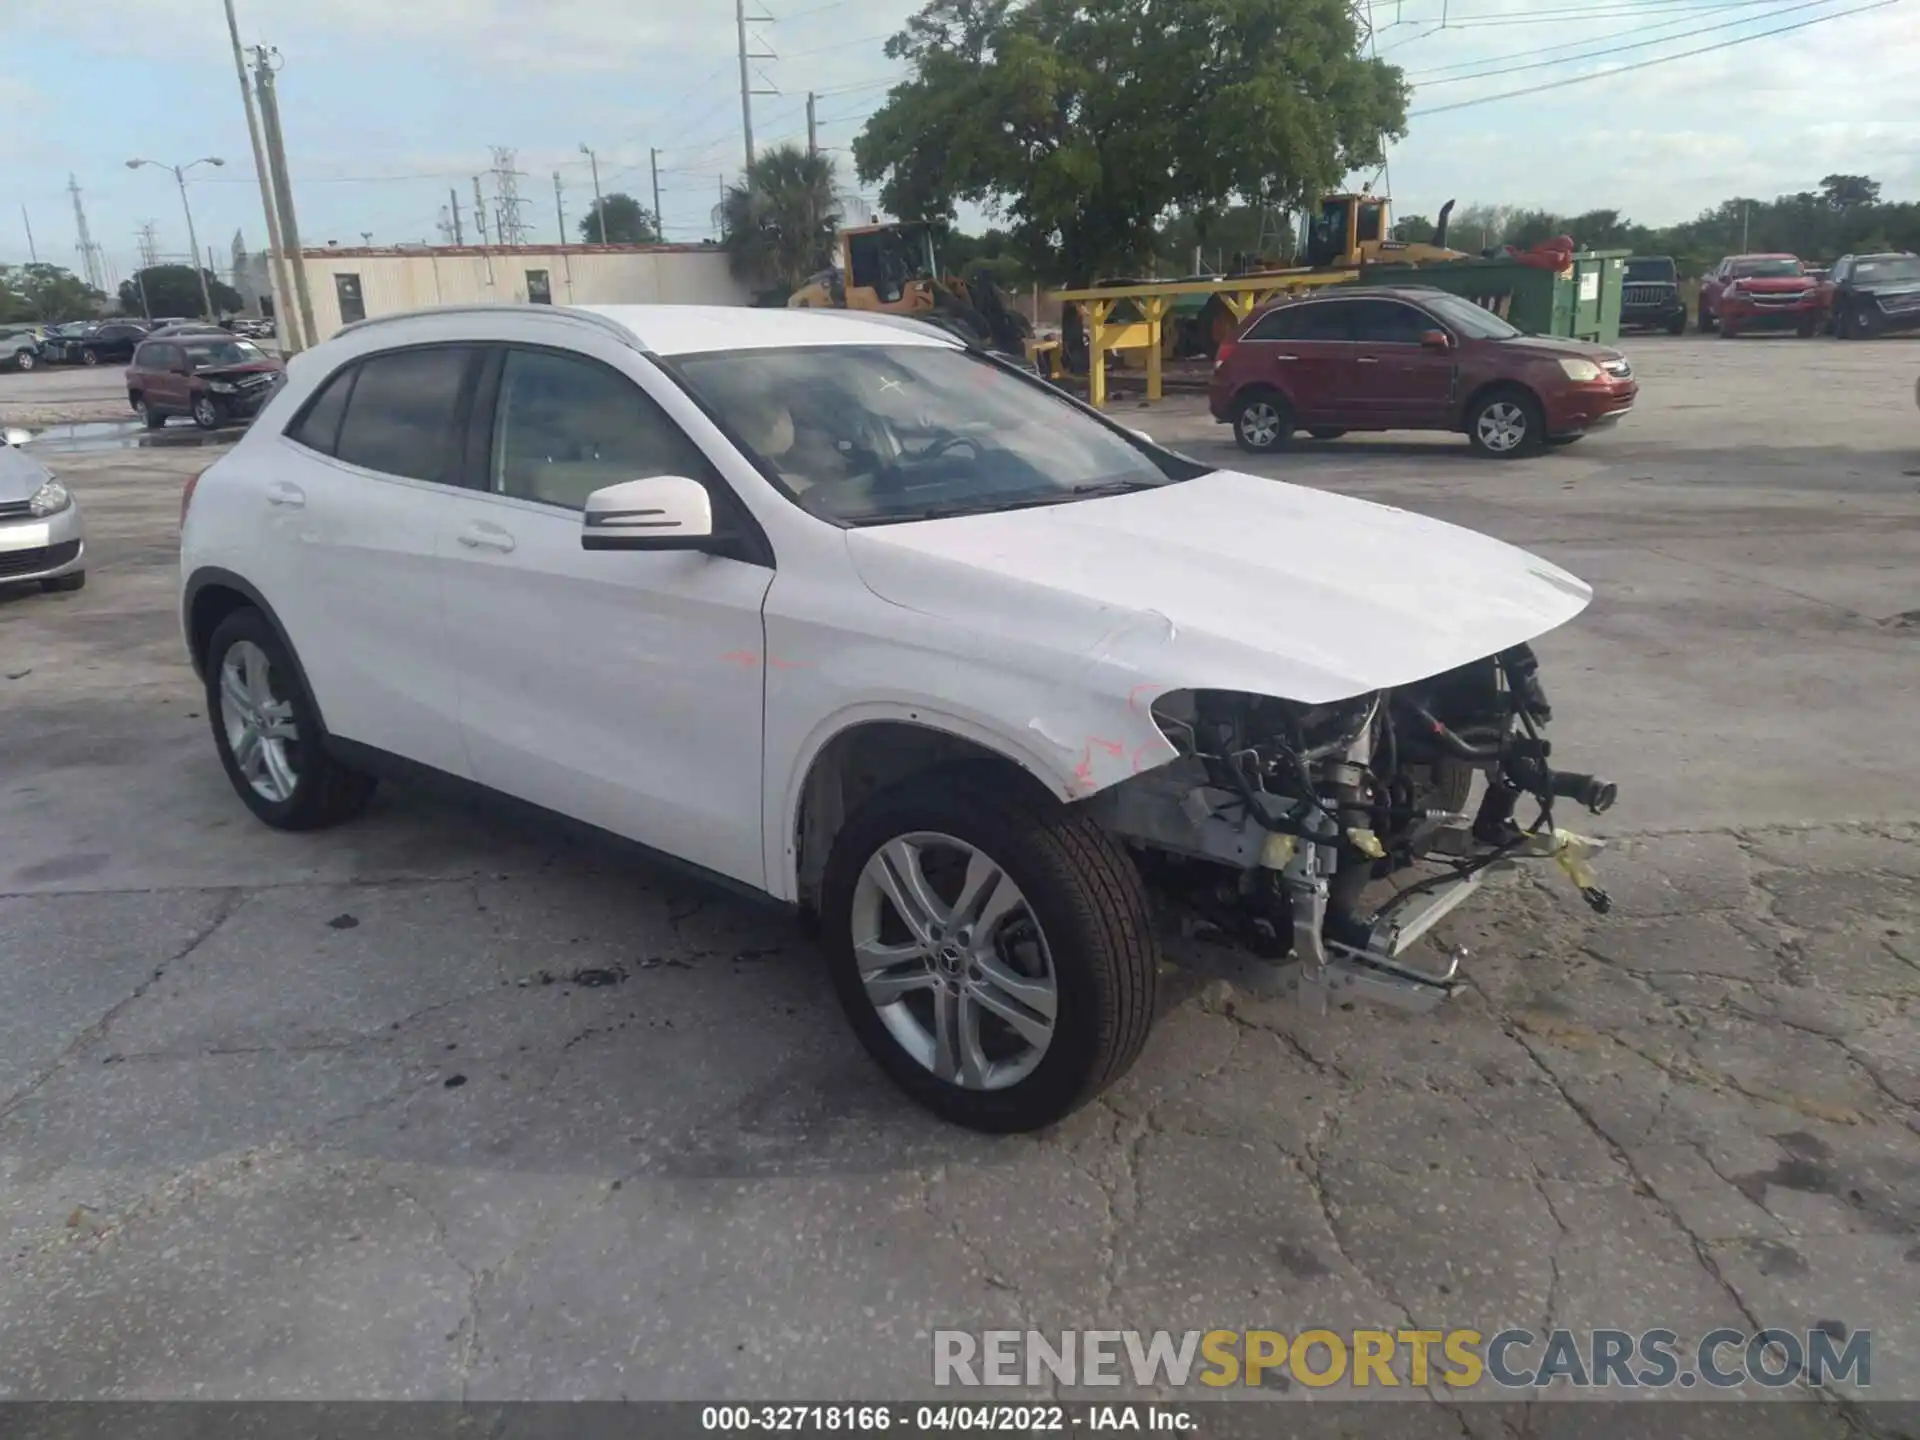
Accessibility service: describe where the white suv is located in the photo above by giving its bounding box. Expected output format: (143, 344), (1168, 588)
(180, 303), (1617, 1131)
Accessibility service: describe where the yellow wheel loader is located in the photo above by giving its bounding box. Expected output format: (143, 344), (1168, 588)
(789, 222), (1033, 355)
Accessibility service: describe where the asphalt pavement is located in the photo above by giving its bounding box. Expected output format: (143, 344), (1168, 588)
(1, 334), (1917, 1417)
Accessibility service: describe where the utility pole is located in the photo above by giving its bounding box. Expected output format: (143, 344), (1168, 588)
(1742, 201), (1750, 251)
(472, 176), (489, 246)
(553, 173), (566, 247)
(650, 149), (662, 242)
(806, 92), (817, 159)
(127, 159), (221, 317)
(735, 0), (776, 181)
(448, 187), (464, 245)
(580, 144), (605, 244)
(251, 48), (317, 350)
(20, 206), (36, 264)
(67, 176), (105, 292)
(223, 0), (300, 353)
(359, 232), (372, 248)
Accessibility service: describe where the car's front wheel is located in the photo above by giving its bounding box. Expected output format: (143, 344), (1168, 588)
(191, 395), (223, 430)
(1232, 388), (1294, 453)
(203, 608), (377, 830)
(79, 348), (99, 366)
(14, 350), (35, 372)
(1698, 304), (1716, 333)
(820, 766), (1158, 1132)
(1467, 387), (1544, 458)
(1665, 312), (1686, 335)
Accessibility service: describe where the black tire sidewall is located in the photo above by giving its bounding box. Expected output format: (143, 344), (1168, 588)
(819, 771), (1153, 1132)
(1232, 388), (1293, 453)
(203, 609), (329, 828)
(193, 397), (222, 429)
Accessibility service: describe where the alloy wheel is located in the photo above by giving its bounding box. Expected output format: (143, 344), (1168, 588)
(218, 639), (301, 803)
(849, 831), (1057, 1091)
(1475, 401), (1529, 453)
(1238, 401), (1282, 449)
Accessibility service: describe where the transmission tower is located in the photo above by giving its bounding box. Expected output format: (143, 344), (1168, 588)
(68, 175), (106, 290)
(488, 147), (530, 247)
(137, 221), (161, 271)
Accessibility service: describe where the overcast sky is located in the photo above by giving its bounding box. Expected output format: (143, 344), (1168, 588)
(5, 0), (1916, 284)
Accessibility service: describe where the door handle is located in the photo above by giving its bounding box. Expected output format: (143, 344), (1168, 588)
(456, 523), (515, 553)
(265, 481), (305, 508)
(1272, 353), (1299, 361)
(1355, 356), (1380, 365)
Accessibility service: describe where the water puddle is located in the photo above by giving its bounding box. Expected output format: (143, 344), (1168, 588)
(23, 420), (240, 455)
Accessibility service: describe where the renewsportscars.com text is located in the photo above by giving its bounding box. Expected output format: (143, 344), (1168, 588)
(933, 1327), (1872, 1390)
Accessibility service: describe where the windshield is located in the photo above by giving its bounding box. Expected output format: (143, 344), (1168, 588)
(1732, 258), (1802, 278)
(182, 339), (265, 369)
(1421, 291), (1523, 340)
(1855, 256), (1920, 284)
(669, 345), (1201, 526)
(1625, 259), (1675, 283)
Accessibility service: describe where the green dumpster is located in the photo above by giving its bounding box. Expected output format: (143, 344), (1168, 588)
(1358, 250), (1629, 344)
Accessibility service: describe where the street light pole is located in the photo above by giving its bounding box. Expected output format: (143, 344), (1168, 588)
(128, 156), (225, 317)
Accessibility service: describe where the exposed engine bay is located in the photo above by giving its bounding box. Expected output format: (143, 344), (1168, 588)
(1085, 645), (1618, 1012)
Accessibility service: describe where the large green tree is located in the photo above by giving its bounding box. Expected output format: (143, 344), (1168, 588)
(853, 0), (1407, 285)
(717, 145), (842, 294)
(579, 192), (660, 244)
(0, 263), (105, 323)
(118, 265), (244, 319)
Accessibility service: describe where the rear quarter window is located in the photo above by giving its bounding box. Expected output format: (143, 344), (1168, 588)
(284, 364), (357, 457)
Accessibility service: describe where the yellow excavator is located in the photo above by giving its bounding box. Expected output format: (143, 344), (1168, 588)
(788, 221), (1033, 355)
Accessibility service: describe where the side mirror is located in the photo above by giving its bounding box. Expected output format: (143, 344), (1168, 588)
(581, 475), (718, 552)
(3, 427), (32, 448)
(1420, 329), (1452, 350)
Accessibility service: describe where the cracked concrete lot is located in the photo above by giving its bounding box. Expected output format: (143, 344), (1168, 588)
(1, 336), (1917, 1420)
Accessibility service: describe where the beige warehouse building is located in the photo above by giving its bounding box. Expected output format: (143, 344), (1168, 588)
(250, 242), (754, 342)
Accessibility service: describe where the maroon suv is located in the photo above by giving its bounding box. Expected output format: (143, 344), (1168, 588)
(126, 334), (286, 431)
(1209, 286), (1637, 458)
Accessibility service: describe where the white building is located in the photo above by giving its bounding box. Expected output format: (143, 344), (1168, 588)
(274, 242), (753, 342)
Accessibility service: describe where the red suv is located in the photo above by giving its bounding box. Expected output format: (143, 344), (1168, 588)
(1209, 286), (1637, 459)
(1697, 254), (1823, 338)
(126, 334), (286, 431)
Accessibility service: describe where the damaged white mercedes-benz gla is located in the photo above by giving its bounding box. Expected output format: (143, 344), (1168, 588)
(179, 303), (1618, 1132)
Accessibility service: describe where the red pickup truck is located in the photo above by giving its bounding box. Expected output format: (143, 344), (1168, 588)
(1698, 254), (1824, 338)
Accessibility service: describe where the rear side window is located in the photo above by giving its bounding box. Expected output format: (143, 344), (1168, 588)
(286, 364), (357, 456)
(333, 346), (473, 483)
(1248, 302), (1350, 342)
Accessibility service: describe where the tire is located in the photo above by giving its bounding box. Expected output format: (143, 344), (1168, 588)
(1306, 427), (1347, 441)
(1466, 386), (1544, 459)
(14, 350), (35, 372)
(41, 571), (85, 593)
(203, 608), (377, 831)
(1797, 321), (1818, 339)
(191, 395), (223, 430)
(819, 764), (1159, 1133)
(1719, 320), (1739, 340)
(1232, 388), (1295, 453)
(1846, 307), (1878, 340)
(134, 396), (164, 430)
(1665, 313), (1686, 336)
(1546, 434), (1583, 446)
(79, 348), (100, 366)
(1698, 304), (1716, 333)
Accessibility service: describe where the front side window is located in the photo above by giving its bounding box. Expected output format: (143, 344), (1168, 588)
(491, 348), (711, 510)
(333, 346), (472, 483)
(1349, 299), (1431, 344)
(668, 344), (1202, 526)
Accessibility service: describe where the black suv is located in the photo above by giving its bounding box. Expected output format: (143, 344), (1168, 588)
(1826, 252), (1920, 338)
(1621, 256), (1687, 334)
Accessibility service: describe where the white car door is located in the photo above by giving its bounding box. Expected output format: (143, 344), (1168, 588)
(435, 341), (774, 888)
(265, 344), (475, 779)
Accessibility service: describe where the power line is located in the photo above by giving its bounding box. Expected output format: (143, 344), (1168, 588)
(1408, 0), (1898, 113)
(1412, 0), (1847, 82)
(1404, 0), (1781, 70)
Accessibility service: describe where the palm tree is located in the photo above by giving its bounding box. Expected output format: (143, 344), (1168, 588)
(716, 144), (842, 297)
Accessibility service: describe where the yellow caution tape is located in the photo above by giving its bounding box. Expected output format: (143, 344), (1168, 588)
(1346, 827), (1387, 860)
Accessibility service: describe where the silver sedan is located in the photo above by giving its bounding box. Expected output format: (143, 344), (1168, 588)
(0, 427), (86, 592)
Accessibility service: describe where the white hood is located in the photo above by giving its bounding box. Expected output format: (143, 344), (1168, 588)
(845, 469), (1592, 705)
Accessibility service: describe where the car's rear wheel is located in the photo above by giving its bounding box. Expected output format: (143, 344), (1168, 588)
(1467, 387), (1544, 459)
(1665, 313), (1686, 335)
(134, 396), (164, 430)
(820, 766), (1158, 1132)
(203, 608), (377, 830)
(1306, 427), (1347, 441)
(1845, 306), (1877, 340)
(1232, 389), (1294, 453)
